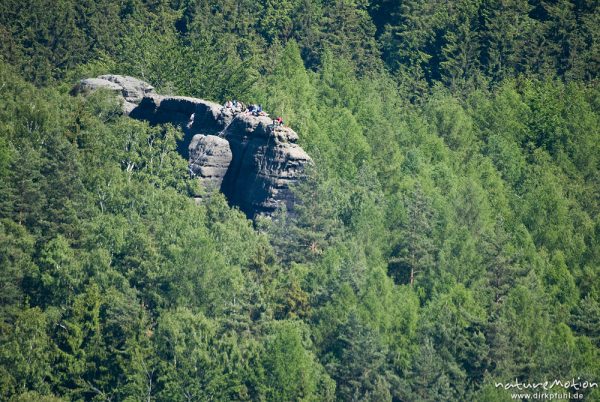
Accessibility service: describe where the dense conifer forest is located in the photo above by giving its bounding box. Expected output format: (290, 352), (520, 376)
(0, 0), (599, 400)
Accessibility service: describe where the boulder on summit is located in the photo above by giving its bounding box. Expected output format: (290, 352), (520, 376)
(73, 75), (155, 114)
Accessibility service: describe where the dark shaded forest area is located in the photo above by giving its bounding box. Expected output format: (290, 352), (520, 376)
(0, 0), (599, 400)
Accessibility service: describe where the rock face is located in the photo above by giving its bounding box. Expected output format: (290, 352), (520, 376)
(130, 95), (225, 158)
(189, 135), (232, 192)
(98, 75), (155, 104)
(220, 113), (311, 216)
(74, 75), (312, 218)
(77, 77), (123, 93)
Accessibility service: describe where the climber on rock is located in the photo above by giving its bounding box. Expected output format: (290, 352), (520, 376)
(256, 104), (269, 117)
(275, 116), (283, 127)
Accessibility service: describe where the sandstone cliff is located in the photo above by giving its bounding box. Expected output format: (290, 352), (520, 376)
(74, 76), (311, 218)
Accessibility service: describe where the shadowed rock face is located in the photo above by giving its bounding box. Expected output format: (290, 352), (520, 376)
(129, 95), (226, 159)
(73, 76), (311, 218)
(220, 113), (311, 217)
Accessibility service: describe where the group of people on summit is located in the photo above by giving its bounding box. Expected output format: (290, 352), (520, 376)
(223, 99), (243, 113)
(223, 100), (284, 127)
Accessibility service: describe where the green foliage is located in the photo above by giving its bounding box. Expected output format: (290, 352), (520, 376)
(0, 1), (599, 400)
(253, 40), (316, 135)
(261, 320), (334, 401)
(0, 307), (56, 399)
(0, 0), (125, 85)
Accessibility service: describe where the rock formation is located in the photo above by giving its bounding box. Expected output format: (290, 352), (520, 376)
(219, 113), (311, 216)
(74, 75), (312, 218)
(72, 75), (155, 114)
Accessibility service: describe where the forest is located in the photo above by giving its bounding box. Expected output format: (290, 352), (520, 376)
(0, 0), (599, 401)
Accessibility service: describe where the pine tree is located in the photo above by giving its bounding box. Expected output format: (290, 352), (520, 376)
(324, 312), (396, 401)
(480, 0), (540, 82)
(388, 184), (437, 288)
